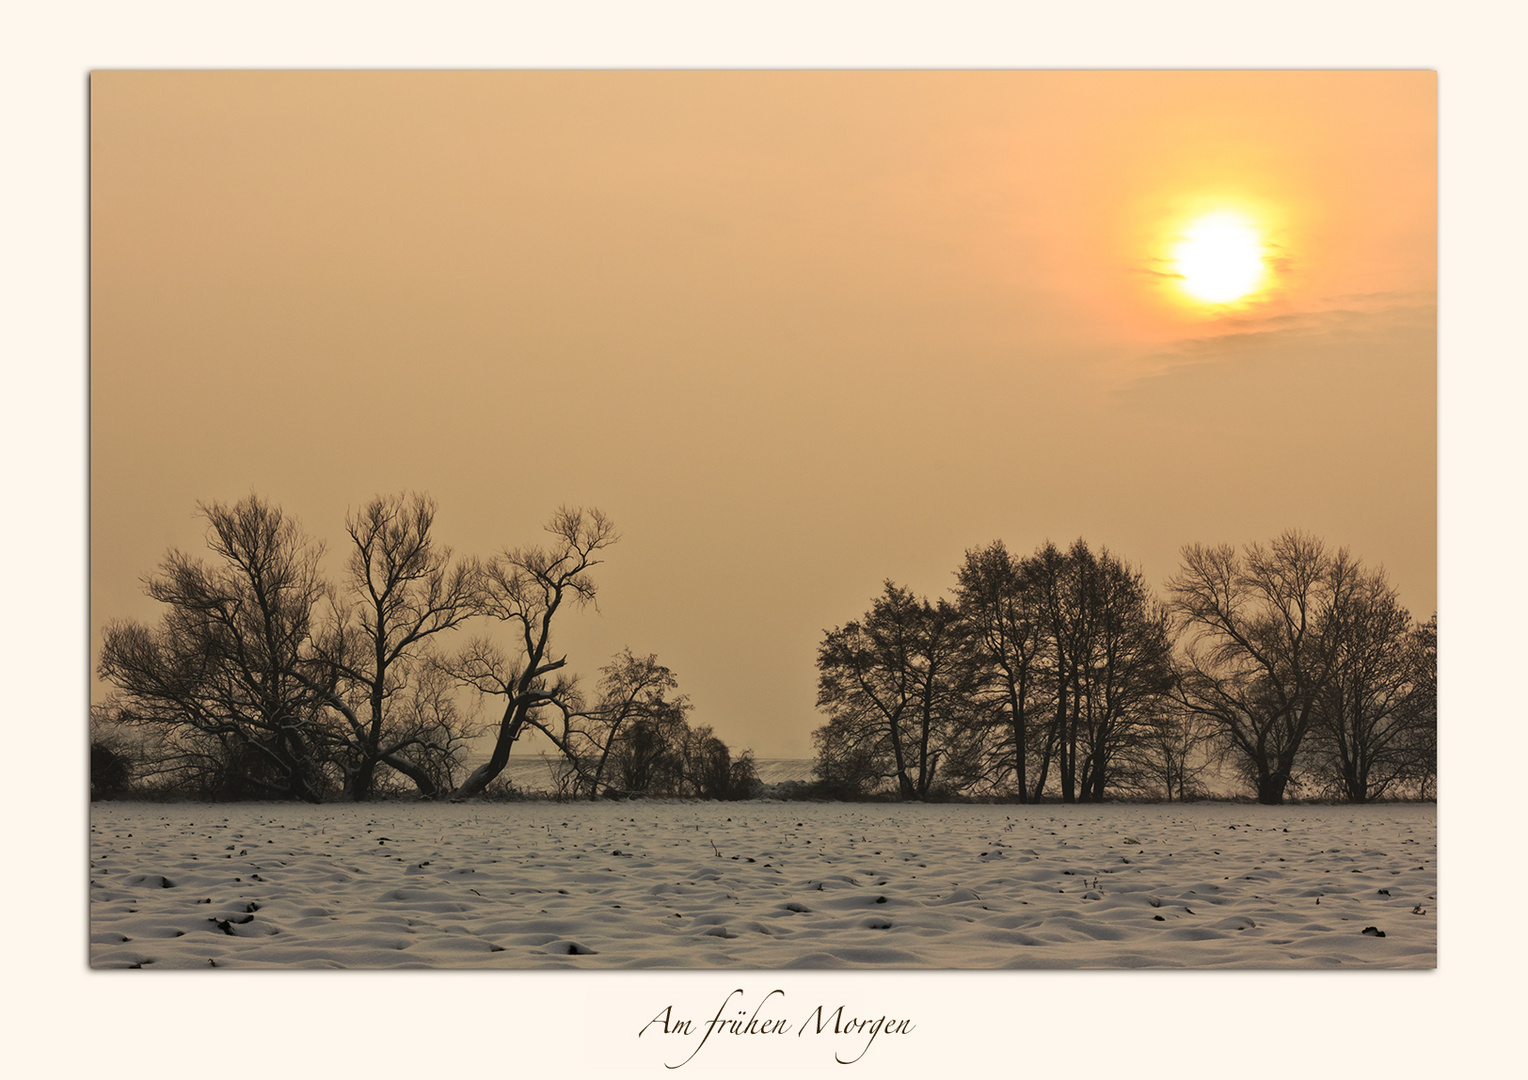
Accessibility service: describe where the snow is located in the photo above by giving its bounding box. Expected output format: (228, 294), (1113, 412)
(90, 800), (1434, 969)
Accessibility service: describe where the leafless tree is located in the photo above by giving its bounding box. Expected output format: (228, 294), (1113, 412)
(524, 652), (757, 801)
(1307, 577), (1432, 802)
(673, 724), (759, 800)
(567, 649), (687, 798)
(1168, 530), (1360, 804)
(446, 507), (618, 799)
(310, 493), (479, 799)
(607, 713), (688, 795)
(1405, 614), (1437, 799)
(1073, 547), (1178, 800)
(722, 748), (761, 801)
(601, 714), (757, 800)
(89, 703), (135, 799)
(1016, 540), (1176, 802)
(1135, 700), (1217, 801)
(810, 716), (889, 799)
(814, 582), (967, 800)
(953, 542), (1045, 800)
(97, 496), (337, 801)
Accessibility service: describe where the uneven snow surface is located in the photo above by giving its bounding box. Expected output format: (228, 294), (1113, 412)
(90, 801), (1435, 969)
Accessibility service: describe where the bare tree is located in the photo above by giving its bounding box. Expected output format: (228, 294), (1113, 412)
(674, 724), (759, 800)
(1307, 578), (1431, 802)
(569, 649), (687, 798)
(603, 714), (757, 800)
(813, 582), (966, 800)
(446, 508), (618, 799)
(1135, 700), (1217, 801)
(1168, 530), (1360, 804)
(723, 748), (761, 801)
(89, 703), (135, 799)
(1073, 547), (1177, 800)
(1404, 614), (1437, 799)
(608, 713), (688, 796)
(810, 715), (888, 799)
(311, 493), (479, 799)
(1019, 540), (1175, 803)
(953, 542), (1044, 800)
(1023, 540), (1083, 801)
(97, 496), (336, 801)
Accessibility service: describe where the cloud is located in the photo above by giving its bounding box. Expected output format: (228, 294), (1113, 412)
(1118, 294), (1435, 385)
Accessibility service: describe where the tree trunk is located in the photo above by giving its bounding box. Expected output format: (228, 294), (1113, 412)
(1031, 734), (1053, 802)
(453, 699), (524, 799)
(276, 725), (324, 803)
(1009, 685), (1029, 803)
(348, 757), (377, 801)
(379, 751), (441, 799)
(347, 684), (388, 800)
(1256, 771), (1288, 805)
(1056, 679), (1075, 803)
(588, 742), (617, 799)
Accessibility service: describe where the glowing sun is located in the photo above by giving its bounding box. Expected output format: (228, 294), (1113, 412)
(1171, 211), (1268, 304)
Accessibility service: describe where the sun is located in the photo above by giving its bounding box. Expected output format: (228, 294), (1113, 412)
(1171, 211), (1268, 304)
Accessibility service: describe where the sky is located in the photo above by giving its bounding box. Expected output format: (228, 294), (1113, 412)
(89, 70), (1436, 760)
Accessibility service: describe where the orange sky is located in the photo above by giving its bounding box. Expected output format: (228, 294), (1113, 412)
(90, 71), (1435, 759)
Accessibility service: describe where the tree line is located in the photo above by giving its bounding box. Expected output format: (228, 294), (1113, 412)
(92, 494), (756, 803)
(811, 532), (1435, 805)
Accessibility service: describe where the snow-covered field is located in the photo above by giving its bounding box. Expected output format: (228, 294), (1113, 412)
(90, 800), (1435, 969)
